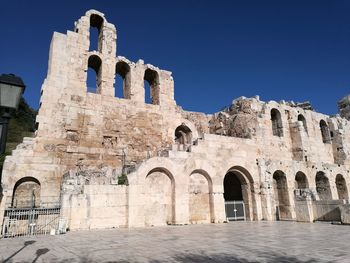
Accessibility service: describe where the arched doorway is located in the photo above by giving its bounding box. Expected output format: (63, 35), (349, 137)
(294, 171), (309, 199)
(189, 170), (213, 224)
(144, 168), (175, 226)
(12, 177), (41, 208)
(273, 171), (292, 220)
(315, 172), (332, 200)
(336, 174), (348, 200)
(175, 124), (192, 144)
(223, 167), (254, 221)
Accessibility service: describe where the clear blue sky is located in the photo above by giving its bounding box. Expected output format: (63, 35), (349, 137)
(1, 0), (350, 114)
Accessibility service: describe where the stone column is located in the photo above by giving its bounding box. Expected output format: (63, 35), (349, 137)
(212, 184), (226, 223)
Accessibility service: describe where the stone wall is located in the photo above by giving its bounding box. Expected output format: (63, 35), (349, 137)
(1, 9), (350, 232)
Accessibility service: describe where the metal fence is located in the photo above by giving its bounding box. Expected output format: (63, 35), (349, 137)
(1, 207), (65, 238)
(225, 200), (246, 221)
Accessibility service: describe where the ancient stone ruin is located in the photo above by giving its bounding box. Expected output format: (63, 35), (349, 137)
(1, 10), (350, 233)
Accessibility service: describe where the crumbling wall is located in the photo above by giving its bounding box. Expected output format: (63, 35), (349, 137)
(338, 95), (350, 120)
(209, 97), (260, 139)
(180, 109), (210, 137)
(60, 167), (128, 230)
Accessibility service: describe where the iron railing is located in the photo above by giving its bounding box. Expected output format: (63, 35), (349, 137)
(225, 200), (246, 221)
(2, 207), (65, 238)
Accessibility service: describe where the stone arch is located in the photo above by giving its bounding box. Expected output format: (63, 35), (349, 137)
(271, 108), (283, 137)
(144, 167), (175, 226)
(320, 120), (331, 143)
(297, 114), (308, 134)
(144, 68), (160, 105)
(295, 171), (309, 189)
(174, 120), (199, 142)
(89, 13), (104, 52)
(115, 61), (131, 99)
(223, 166), (255, 221)
(189, 169), (213, 224)
(175, 124), (192, 150)
(315, 171), (332, 200)
(336, 174), (348, 200)
(273, 170), (292, 220)
(11, 177), (41, 208)
(87, 54), (102, 93)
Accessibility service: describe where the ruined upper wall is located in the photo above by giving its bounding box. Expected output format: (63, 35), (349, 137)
(338, 95), (350, 121)
(42, 9), (175, 109)
(209, 96), (350, 165)
(33, 10), (185, 173)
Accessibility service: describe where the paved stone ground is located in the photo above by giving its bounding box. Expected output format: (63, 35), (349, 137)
(0, 221), (349, 263)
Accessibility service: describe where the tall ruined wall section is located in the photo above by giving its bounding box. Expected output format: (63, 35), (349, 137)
(37, 10), (175, 170)
(0, 10), (208, 208)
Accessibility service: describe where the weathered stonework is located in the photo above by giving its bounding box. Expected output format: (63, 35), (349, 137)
(1, 10), (350, 231)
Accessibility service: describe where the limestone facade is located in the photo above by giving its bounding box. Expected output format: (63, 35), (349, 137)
(1, 10), (350, 230)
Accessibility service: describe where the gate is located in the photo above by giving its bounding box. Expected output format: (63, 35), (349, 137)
(1, 207), (65, 238)
(225, 200), (245, 221)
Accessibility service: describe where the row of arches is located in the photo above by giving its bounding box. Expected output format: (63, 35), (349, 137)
(273, 170), (349, 220)
(9, 168), (349, 226)
(87, 55), (160, 104)
(294, 171), (348, 201)
(270, 108), (331, 144)
(143, 165), (256, 226)
(144, 168), (215, 226)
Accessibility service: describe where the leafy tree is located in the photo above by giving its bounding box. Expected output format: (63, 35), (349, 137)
(0, 97), (37, 170)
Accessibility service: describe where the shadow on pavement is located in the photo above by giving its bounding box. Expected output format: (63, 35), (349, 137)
(3, 240), (36, 263)
(47, 252), (319, 263)
(32, 248), (50, 263)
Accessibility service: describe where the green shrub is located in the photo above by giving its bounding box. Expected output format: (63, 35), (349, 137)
(117, 174), (129, 185)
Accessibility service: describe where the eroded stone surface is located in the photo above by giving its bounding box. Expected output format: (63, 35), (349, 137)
(1, 10), (350, 231)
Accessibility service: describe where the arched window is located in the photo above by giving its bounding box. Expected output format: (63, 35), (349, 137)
(315, 172), (332, 200)
(336, 174), (349, 200)
(87, 55), (102, 93)
(144, 69), (160, 105)
(115, 61), (131, 99)
(320, 120), (331, 144)
(273, 171), (292, 220)
(11, 177), (41, 208)
(295, 171), (309, 189)
(175, 124), (192, 145)
(271, 108), (283, 137)
(297, 114), (308, 134)
(89, 14), (104, 52)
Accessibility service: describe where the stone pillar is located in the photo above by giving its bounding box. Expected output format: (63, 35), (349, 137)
(212, 185), (226, 223)
(329, 178), (339, 200)
(295, 195), (314, 223)
(257, 160), (275, 221)
(253, 183), (263, 220)
(127, 184), (146, 227)
(287, 179), (297, 220)
(129, 63), (146, 103)
(174, 182), (189, 225)
(0, 192), (8, 237)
